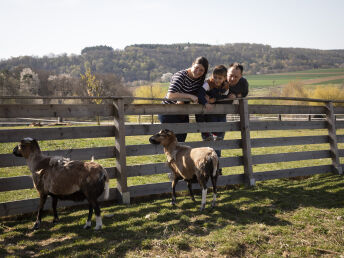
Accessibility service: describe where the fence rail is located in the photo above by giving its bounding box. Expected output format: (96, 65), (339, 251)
(0, 97), (343, 217)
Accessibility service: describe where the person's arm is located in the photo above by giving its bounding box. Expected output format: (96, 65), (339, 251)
(226, 78), (249, 99)
(166, 71), (198, 103)
(166, 92), (198, 103)
(197, 81), (215, 105)
(196, 87), (207, 105)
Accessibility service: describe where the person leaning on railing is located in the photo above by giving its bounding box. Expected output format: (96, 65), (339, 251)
(226, 63), (249, 103)
(158, 56), (209, 142)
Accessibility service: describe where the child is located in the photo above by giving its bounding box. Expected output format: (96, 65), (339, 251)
(197, 65), (229, 159)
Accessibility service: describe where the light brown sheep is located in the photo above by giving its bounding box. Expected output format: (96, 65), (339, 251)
(13, 138), (109, 230)
(149, 129), (219, 210)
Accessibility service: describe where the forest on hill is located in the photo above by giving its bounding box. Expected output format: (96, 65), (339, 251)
(1, 43), (344, 82)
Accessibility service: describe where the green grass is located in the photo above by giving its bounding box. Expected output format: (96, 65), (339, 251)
(311, 79), (344, 85)
(1, 128), (342, 203)
(245, 68), (344, 89)
(1, 174), (344, 257)
(292, 68), (344, 74)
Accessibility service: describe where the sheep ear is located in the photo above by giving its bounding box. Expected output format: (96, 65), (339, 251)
(35, 169), (44, 176)
(22, 137), (33, 144)
(160, 129), (169, 135)
(161, 129), (171, 134)
(32, 139), (39, 146)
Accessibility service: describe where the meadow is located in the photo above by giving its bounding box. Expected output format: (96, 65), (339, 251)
(1, 125), (344, 257)
(1, 68), (344, 257)
(246, 68), (344, 89)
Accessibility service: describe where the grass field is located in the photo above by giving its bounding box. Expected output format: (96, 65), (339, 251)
(1, 125), (344, 256)
(246, 68), (344, 91)
(1, 173), (344, 257)
(1, 68), (344, 256)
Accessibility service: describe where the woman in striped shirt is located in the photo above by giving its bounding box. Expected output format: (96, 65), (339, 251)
(158, 56), (209, 142)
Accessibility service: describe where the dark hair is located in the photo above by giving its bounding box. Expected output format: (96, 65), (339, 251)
(193, 56), (209, 82)
(212, 65), (227, 77)
(230, 62), (244, 74)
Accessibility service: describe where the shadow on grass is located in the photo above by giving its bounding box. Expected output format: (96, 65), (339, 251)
(1, 173), (344, 257)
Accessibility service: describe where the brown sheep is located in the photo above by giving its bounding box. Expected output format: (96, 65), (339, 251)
(13, 138), (109, 230)
(149, 129), (219, 211)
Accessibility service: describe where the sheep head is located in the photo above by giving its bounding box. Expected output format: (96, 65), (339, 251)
(13, 137), (41, 158)
(149, 129), (177, 147)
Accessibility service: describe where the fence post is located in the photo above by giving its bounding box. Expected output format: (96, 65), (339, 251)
(239, 99), (255, 186)
(113, 98), (130, 204)
(325, 101), (343, 175)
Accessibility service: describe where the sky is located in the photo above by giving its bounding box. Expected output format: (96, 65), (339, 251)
(1, 0), (343, 60)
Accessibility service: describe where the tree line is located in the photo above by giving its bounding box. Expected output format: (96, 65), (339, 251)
(1, 43), (344, 83)
(0, 67), (131, 104)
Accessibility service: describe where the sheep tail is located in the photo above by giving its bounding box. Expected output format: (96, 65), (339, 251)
(102, 168), (110, 200)
(210, 151), (219, 177)
(213, 157), (218, 177)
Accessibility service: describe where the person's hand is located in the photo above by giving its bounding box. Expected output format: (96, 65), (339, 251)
(205, 95), (210, 102)
(204, 103), (213, 111)
(189, 95), (198, 103)
(209, 98), (216, 103)
(228, 93), (236, 99)
(176, 101), (184, 104)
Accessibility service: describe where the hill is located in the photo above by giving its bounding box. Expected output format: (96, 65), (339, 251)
(1, 43), (344, 82)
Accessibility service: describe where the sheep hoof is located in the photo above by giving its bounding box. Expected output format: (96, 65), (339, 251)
(32, 221), (41, 230)
(83, 224), (91, 229)
(83, 221), (92, 229)
(171, 201), (176, 206)
(199, 205), (205, 212)
(211, 202), (216, 208)
(53, 218), (59, 223)
(94, 225), (102, 230)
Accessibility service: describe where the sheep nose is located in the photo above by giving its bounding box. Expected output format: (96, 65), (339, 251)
(13, 146), (23, 157)
(149, 136), (159, 145)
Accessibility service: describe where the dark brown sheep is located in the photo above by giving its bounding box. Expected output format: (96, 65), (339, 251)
(13, 138), (109, 230)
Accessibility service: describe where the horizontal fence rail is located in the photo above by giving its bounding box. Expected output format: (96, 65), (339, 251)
(0, 96), (343, 217)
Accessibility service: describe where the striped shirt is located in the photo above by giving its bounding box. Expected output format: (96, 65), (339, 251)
(163, 69), (204, 104)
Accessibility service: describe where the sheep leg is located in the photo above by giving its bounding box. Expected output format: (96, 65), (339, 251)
(210, 176), (217, 208)
(84, 203), (93, 229)
(52, 196), (59, 223)
(93, 201), (102, 230)
(33, 194), (47, 230)
(186, 180), (196, 202)
(171, 178), (179, 206)
(200, 187), (207, 211)
(198, 178), (207, 211)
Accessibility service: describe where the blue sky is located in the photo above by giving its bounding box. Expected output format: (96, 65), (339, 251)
(1, 0), (343, 59)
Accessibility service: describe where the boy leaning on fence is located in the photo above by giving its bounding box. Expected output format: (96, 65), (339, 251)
(196, 65), (229, 159)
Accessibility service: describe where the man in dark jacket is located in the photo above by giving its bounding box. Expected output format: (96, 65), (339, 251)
(227, 63), (249, 100)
